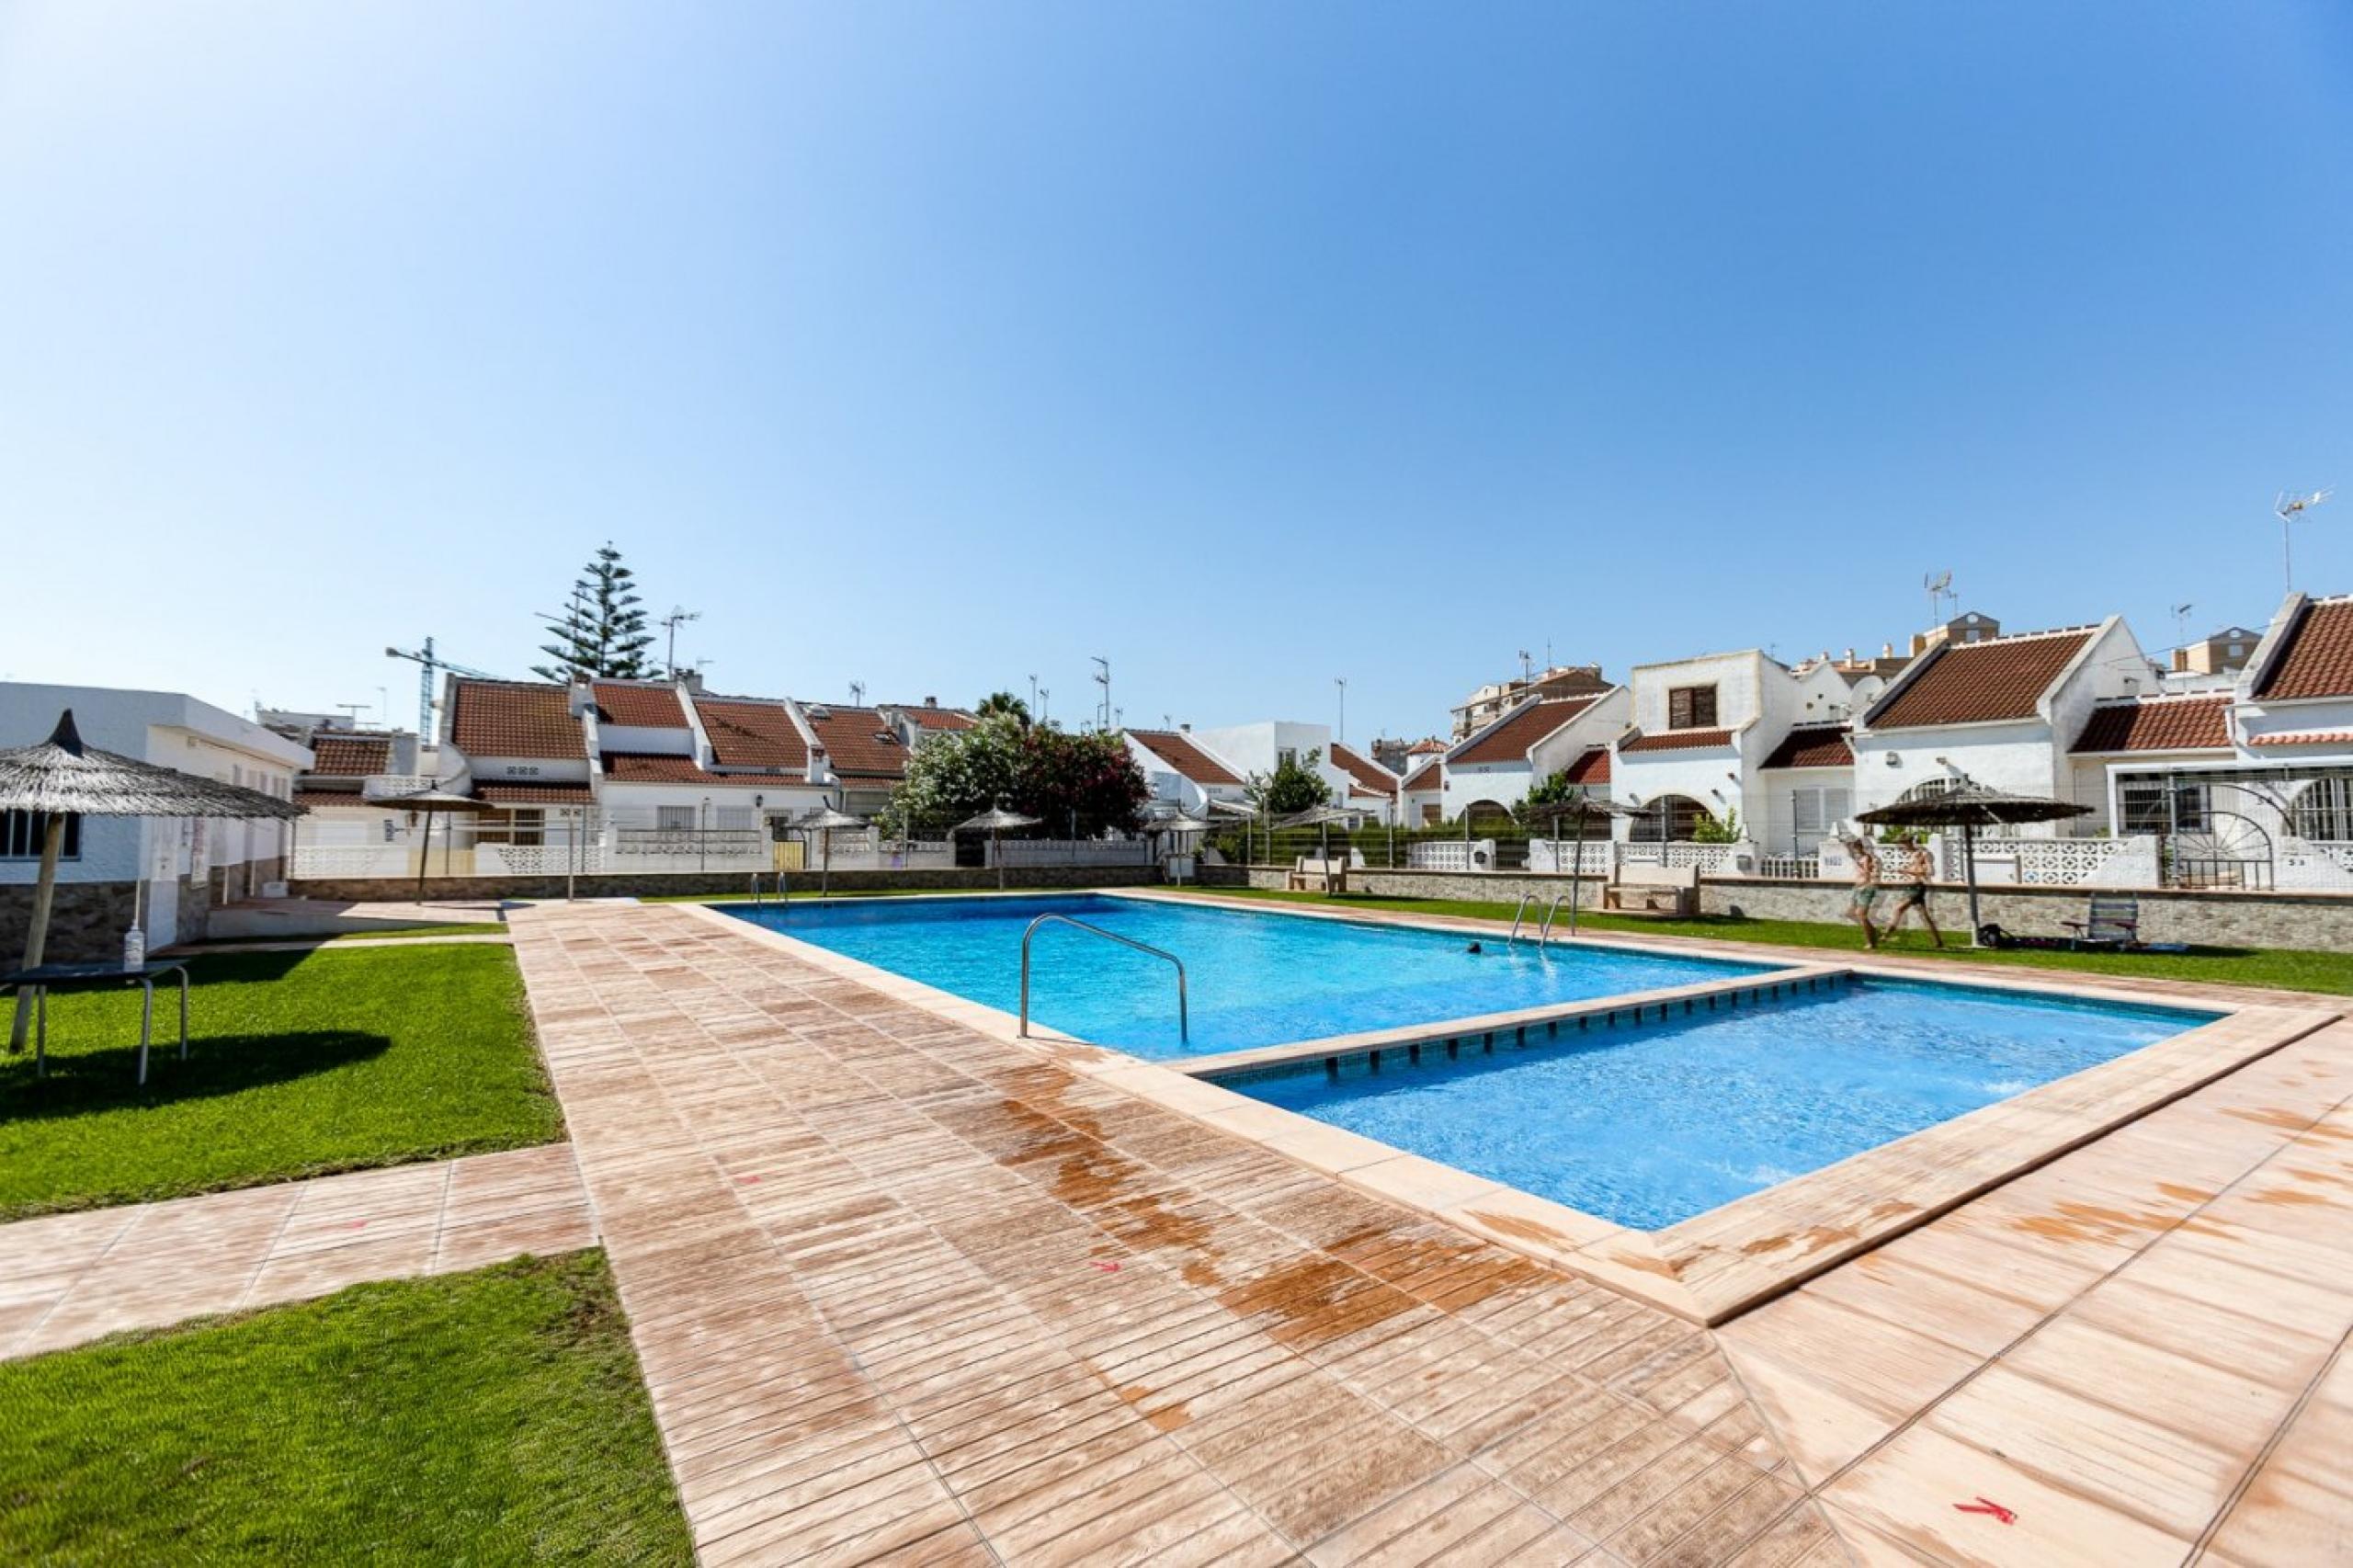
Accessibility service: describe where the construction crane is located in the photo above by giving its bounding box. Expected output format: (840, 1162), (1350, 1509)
(385, 638), (501, 739)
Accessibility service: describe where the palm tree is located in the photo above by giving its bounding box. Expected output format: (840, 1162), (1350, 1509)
(975, 691), (1030, 726)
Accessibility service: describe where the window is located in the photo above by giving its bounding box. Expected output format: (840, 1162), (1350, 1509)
(2120, 778), (2211, 835)
(1, 811), (79, 860)
(1630, 795), (1708, 842)
(509, 809), (545, 847)
(1789, 787), (1852, 849)
(1666, 686), (1718, 730)
(2293, 778), (2353, 842)
(656, 805), (697, 833)
(1277, 748), (1298, 771)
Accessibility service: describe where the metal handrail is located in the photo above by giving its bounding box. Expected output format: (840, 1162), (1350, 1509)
(1020, 914), (1187, 1042)
(1537, 893), (1571, 947)
(1506, 892), (1536, 944)
(745, 870), (790, 905)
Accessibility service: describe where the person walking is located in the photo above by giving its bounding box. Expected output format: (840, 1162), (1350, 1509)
(1843, 833), (1882, 949)
(1878, 831), (1947, 948)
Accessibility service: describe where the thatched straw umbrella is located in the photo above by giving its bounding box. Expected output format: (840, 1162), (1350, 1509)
(2, 710), (305, 1051)
(954, 805), (1041, 890)
(793, 805), (867, 897)
(366, 787), (495, 902)
(1857, 778), (2092, 946)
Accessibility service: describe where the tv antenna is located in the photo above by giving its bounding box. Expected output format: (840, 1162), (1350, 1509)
(2171, 602), (2195, 652)
(659, 606), (701, 676)
(847, 680), (866, 707)
(1335, 676), (1347, 744)
(1517, 649), (1534, 682)
(335, 702), (369, 727)
(2276, 489), (2332, 593)
(1092, 656), (1110, 732)
(1923, 569), (1954, 624)
(1038, 687), (1051, 725)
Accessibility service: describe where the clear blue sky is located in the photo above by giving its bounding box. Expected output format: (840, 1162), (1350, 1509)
(4, 4), (2350, 743)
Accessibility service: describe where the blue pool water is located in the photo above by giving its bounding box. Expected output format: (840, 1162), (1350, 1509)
(1230, 978), (2213, 1228)
(725, 893), (1768, 1058)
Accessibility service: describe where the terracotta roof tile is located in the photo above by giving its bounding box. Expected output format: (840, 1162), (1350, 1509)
(473, 781), (594, 805)
(1562, 746), (1611, 785)
(2071, 696), (2232, 754)
(1400, 759), (1442, 792)
(893, 706), (976, 732)
(308, 735), (392, 776)
(1452, 697), (1601, 766)
(1760, 725), (1854, 769)
(1620, 727), (1735, 753)
(797, 704), (910, 778)
(2246, 729), (2353, 747)
(696, 698), (810, 771)
(1329, 743), (1398, 795)
(592, 681), (687, 729)
(601, 752), (738, 785)
(1867, 628), (2094, 729)
(2255, 597), (2353, 699)
(292, 788), (372, 809)
(449, 679), (584, 760)
(1126, 730), (1244, 787)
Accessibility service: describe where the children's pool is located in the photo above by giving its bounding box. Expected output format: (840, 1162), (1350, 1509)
(1221, 976), (2214, 1228)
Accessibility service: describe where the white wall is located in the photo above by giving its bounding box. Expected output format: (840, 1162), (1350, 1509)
(1191, 721), (1352, 804)
(0, 682), (310, 890)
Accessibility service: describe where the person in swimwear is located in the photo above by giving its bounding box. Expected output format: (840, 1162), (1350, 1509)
(1878, 830), (1946, 948)
(1843, 833), (1881, 949)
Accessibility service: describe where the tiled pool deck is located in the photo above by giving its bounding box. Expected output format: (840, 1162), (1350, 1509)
(515, 900), (2348, 1565)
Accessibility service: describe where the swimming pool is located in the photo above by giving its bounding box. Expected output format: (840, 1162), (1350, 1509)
(1222, 976), (2216, 1228)
(725, 892), (1768, 1058)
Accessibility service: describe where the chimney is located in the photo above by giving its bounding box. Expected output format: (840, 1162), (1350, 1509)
(1179, 722), (1190, 732)
(1844, 647), (1856, 662)
(924, 696), (938, 708)
(805, 744), (828, 785)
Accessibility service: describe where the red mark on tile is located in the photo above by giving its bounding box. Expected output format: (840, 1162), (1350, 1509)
(347, 1221), (368, 1230)
(1090, 1260), (1121, 1273)
(735, 1175), (761, 1185)
(1954, 1498), (2016, 1525)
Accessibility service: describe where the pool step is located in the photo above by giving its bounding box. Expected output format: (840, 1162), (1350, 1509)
(1171, 962), (1854, 1083)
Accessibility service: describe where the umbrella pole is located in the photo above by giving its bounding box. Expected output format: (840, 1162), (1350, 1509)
(6, 813), (67, 1052)
(1963, 822), (1983, 945)
(415, 811), (432, 903)
(996, 827), (1005, 891)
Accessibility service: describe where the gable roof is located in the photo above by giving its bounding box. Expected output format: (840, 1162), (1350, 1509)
(1562, 746), (1611, 785)
(1451, 696), (1602, 767)
(308, 734), (392, 777)
(2254, 597), (2353, 700)
(1329, 742), (1398, 795)
(796, 703), (909, 778)
(1760, 725), (1854, 770)
(449, 679), (583, 760)
(696, 698), (810, 771)
(1126, 729), (1243, 787)
(892, 705), (976, 733)
(1619, 727), (1735, 753)
(1865, 627), (2096, 730)
(2071, 695), (2232, 755)
(592, 681), (687, 729)
(1400, 759), (1442, 792)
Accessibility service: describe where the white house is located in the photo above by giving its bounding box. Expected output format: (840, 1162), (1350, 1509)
(1124, 728), (1249, 815)
(1397, 757), (1444, 824)
(1441, 691), (1628, 822)
(1190, 721), (1357, 808)
(438, 676), (597, 844)
(1327, 743), (1403, 824)
(1, 682), (312, 955)
(1851, 617), (2150, 825)
(1611, 650), (1858, 843)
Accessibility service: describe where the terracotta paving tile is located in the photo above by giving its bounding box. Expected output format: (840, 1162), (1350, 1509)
(487, 901), (2353, 1567)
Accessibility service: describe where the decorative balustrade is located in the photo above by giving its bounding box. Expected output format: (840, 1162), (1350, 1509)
(1405, 840), (1497, 872)
(290, 844), (413, 879)
(1525, 840), (1612, 875)
(1934, 834), (2158, 888)
(993, 838), (1151, 868)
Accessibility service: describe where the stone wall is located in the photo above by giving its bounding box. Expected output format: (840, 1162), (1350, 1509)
(0, 874), (214, 963)
(1197, 864), (2353, 951)
(287, 864), (1165, 903)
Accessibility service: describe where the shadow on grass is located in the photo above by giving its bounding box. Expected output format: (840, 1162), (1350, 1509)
(0, 1029), (392, 1123)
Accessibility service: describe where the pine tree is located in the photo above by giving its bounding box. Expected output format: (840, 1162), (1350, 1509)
(531, 542), (657, 681)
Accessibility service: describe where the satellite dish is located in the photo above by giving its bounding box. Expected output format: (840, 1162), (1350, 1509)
(1923, 569), (1952, 594)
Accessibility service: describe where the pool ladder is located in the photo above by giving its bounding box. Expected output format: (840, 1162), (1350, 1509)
(747, 871), (788, 905)
(1019, 913), (1188, 1043)
(1507, 893), (1574, 949)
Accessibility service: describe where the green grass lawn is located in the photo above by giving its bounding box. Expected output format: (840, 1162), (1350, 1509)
(1165, 885), (2353, 996)
(0, 1252), (690, 1565)
(0, 945), (561, 1221)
